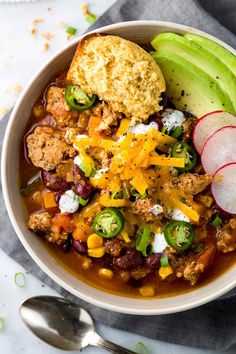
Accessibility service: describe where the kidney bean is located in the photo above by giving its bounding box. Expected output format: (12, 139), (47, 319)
(72, 164), (84, 178)
(54, 192), (62, 204)
(145, 253), (161, 271)
(62, 235), (72, 253)
(41, 171), (69, 192)
(72, 240), (88, 255)
(113, 249), (143, 270)
(73, 180), (93, 199)
(149, 113), (163, 131)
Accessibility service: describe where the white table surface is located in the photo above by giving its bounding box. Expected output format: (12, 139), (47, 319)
(0, 1), (235, 353)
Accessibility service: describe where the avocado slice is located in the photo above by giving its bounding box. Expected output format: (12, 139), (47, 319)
(151, 33), (236, 113)
(152, 49), (233, 117)
(185, 34), (236, 77)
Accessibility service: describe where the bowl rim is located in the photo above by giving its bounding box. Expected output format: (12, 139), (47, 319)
(2, 20), (236, 315)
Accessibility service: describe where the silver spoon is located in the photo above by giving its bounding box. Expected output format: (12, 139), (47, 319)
(19, 296), (137, 353)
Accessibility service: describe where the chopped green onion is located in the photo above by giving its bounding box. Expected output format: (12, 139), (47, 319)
(66, 26), (77, 35)
(135, 341), (150, 354)
(111, 189), (125, 200)
(85, 13), (97, 24)
(0, 318), (4, 331)
(130, 187), (146, 199)
(161, 126), (168, 134)
(79, 162), (95, 177)
(78, 196), (89, 206)
(14, 272), (26, 288)
(136, 226), (153, 257)
(211, 214), (223, 228)
(20, 177), (41, 197)
(160, 256), (169, 267)
(171, 126), (183, 139)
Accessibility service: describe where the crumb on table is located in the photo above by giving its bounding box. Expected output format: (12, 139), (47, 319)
(32, 18), (43, 26)
(0, 106), (9, 116)
(43, 42), (50, 52)
(41, 32), (54, 41)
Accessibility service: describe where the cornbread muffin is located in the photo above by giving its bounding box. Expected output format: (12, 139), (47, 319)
(67, 34), (166, 123)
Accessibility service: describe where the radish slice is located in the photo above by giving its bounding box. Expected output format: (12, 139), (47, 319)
(211, 163), (236, 214)
(193, 111), (236, 154)
(201, 126), (236, 175)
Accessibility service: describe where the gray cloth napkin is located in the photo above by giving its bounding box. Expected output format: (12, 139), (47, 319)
(1, 0), (236, 351)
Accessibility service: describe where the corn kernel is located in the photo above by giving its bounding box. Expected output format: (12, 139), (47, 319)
(33, 105), (43, 117)
(82, 258), (92, 270)
(159, 266), (173, 280)
(120, 230), (131, 243)
(87, 234), (103, 249)
(198, 195), (213, 208)
(88, 246), (105, 258)
(139, 286), (155, 297)
(98, 268), (113, 279)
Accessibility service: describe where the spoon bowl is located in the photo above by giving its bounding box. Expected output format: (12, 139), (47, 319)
(19, 296), (136, 353)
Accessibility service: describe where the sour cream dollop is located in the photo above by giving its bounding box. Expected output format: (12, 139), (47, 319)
(152, 232), (168, 253)
(59, 190), (79, 214)
(172, 208), (190, 222)
(162, 110), (185, 132)
(128, 122), (159, 135)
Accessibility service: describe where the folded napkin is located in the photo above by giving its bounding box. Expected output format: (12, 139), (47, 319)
(1, 0), (236, 350)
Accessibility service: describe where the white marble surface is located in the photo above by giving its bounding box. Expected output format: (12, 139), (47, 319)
(0, 1), (235, 353)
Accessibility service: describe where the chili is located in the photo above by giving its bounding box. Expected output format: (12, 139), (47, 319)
(171, 141), (197, 171)
(164, 220), (195, 251)
(92, 207), (125, 238)
(65, 84), (96, 111)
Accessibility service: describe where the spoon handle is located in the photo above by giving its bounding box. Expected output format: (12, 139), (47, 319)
(91, 331), (137, 354)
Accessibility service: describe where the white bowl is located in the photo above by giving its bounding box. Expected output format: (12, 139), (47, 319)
(2, 21), (236, 315)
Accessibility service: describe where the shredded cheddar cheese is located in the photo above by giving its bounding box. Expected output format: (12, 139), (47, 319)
(71, 127), (194, 215)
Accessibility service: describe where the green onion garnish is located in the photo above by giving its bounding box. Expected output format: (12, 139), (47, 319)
(79, 162), (95, 177)
(130, 187), (146, 199)
(66, 26), (77, 35)
(135, 341), (150, 354)
(211, 214), (223, 228)
(160, 256), (169, 267)
(171, 126), (183, 139)
(111, 189), (125, 200)
(85, 13), (97, 24)
(14, 272), (26, 288)
(78, 196), (89, 206)
(0, 318), (4, 331)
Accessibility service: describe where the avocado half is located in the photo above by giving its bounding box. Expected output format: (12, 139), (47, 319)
(185, 34), (236, 77)
(151, 33), (236, 117)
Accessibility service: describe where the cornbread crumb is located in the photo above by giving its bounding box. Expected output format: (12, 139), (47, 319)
(0, 106), (9, 116)
(43, 42), (50, 52)
(60, 22), (66, 29)
(31, 28), (36, 36)
(67, 35), (166, 123)
(12, 84), (22, 94)
(80, 3), (89, 15)
(32, 18), (43, 26)
(41, 32), (54, 41)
